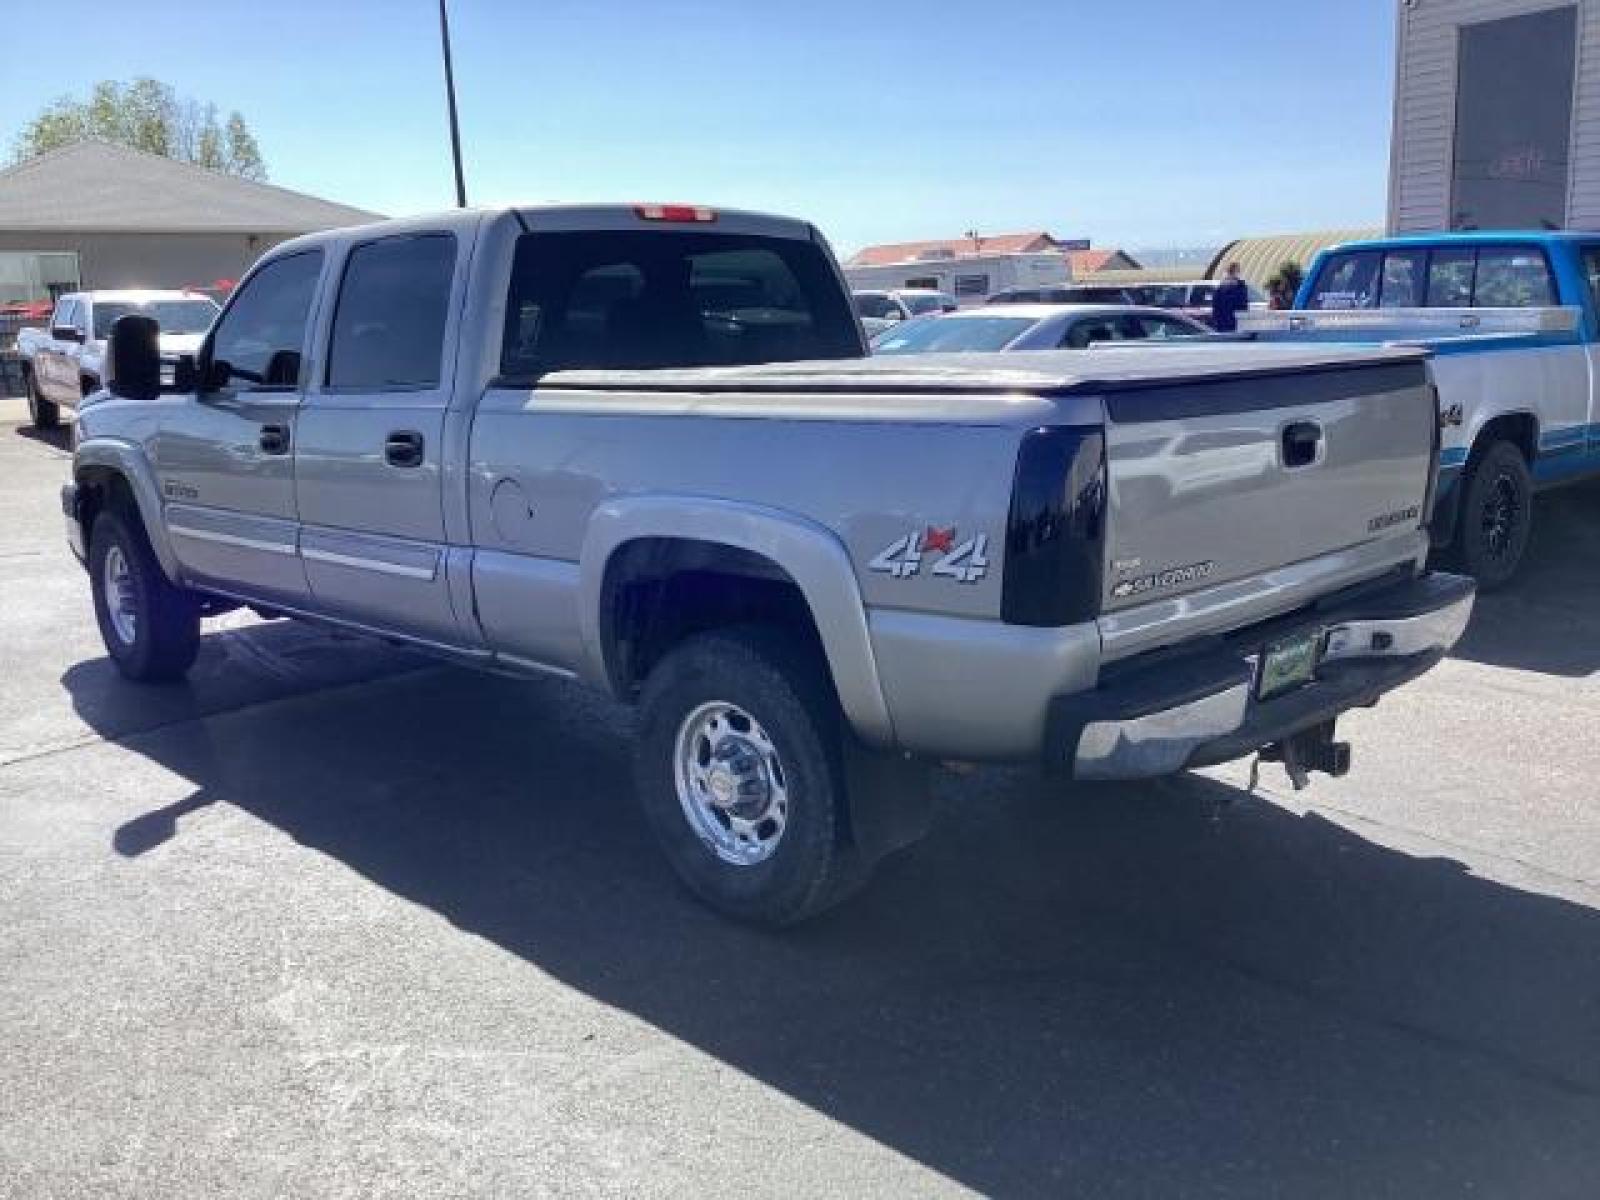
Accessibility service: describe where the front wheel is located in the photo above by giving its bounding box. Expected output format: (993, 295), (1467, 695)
(1447, 440), (1533, 590)
(89, 510), (201, 682)
(634, 627), (864, 927)
(25, 370), (60, 430)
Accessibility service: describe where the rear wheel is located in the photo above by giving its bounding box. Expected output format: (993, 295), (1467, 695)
(634, 627), (864, 927)
(89, 510), (201, 682)
(25, 370), (60, 429)
(1448, 439), (1533, 590)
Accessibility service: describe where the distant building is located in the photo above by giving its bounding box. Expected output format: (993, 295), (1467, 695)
(0, 140), (381, 302)
(844, 230), (1117, 306)
(846, 230), (1077, 268)
(1391, 0), (1600, 231)
(1201, 229), (1382, 288)
(1067, 248), (1141, 276)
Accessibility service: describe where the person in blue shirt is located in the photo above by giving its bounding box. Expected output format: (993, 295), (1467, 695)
(1211, 261), (1249, 331)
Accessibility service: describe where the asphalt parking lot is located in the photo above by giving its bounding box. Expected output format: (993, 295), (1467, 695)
(2, 396), (1599, 1199)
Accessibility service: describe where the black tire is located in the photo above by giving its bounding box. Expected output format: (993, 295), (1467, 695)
(1446, 439), (1533, 590)
(634, 626), (865, 927)
(88, 509), (201, 682)
(26, 369), (60, 430)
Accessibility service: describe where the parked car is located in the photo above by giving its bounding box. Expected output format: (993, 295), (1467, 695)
(872, 304), (1208, 355)
(1133, 280), (1220, 325)
(1239, 231), (1600, 586)
(25, 289), (220, 429)
(65, 203), (1471, 926)
(987, 284), (1136, 306)
(853, 288), (957, 337)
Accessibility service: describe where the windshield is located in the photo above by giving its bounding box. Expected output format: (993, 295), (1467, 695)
(873, 316), (1035, 354)
(92, 298), (219, 339)
(900, 293), (945, 315)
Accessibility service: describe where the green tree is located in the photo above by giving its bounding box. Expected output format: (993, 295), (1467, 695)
(11, 78), (267, 180)
(1265, 259), (1305, 308)
(222, 112), (266, 182)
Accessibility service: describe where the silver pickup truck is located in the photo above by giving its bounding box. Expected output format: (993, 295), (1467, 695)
(63, 204), (1474, 925)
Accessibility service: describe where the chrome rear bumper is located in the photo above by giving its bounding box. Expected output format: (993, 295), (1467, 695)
(1051, 572), (1475, 780)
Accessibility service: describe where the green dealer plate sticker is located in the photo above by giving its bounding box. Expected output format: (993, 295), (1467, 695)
(1256, 630), (1320, 701)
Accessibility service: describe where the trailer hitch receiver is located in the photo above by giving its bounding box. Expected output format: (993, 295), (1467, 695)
(1259, 720), (1351, 791)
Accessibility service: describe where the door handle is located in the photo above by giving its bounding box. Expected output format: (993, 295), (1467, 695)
(259, 423), (291, 455)
(384, 430), (425, 468)
(1282, 421), (1322, 468)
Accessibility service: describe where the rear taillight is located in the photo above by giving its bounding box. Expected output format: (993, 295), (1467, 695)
(1422, 380), (1443, 543)
(634, 204), (717, 223)
(1002, 426), (1107, 626)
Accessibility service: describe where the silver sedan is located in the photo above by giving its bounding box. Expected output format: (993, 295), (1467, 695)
(871, 303), (1209, 355)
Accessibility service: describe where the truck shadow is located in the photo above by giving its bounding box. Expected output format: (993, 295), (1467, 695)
(65, 643), (1600, 1197)
(1447, 477), (1600, 678)
(11, 421), (72, 454)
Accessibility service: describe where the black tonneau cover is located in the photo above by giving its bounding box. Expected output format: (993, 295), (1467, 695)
(534, 344), (1430, 396)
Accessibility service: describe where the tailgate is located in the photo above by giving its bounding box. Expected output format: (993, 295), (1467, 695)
(1100, 359), (1435, 624)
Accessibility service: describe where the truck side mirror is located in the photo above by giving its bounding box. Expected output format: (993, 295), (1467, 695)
(105, 314), (161, 401)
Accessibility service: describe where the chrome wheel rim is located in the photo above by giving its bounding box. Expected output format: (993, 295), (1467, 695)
(673, 701), (789, 866)
(103, 544), (138, 645)
(1481, 471), (1521, 560)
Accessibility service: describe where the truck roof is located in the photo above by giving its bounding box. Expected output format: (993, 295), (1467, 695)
(541, 343), (1428, 396)
(1321, 230), (1595, 254)
(271, 203), (820, 257)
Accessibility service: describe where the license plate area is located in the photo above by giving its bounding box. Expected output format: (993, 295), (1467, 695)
(1256, 629), (1321, 701)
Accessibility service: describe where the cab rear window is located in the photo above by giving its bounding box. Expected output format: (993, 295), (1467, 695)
(500, 231), (859, 376)
(1307, 244), (1556, 309)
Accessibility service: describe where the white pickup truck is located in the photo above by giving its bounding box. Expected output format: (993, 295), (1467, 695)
(23, 289), (219, 429)
(1240, 232), (1600, 587)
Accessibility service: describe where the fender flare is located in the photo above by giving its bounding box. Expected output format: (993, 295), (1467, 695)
(72, 437), (181, 582)
(1463, 406), (1540, 464)
(577, 495), (896, 748)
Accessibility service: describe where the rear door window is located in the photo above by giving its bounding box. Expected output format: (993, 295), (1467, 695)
(501, 231), (859, 374)
(1378, 249), (1427, 307)
(326, 233), (457, 390)
(1133, 314), (1203, 339)
(1426, 249), (1476, 307)
(1306, 251), (1381, 309)
(1062, 315), (1127, 347)
(1473, 247), (1555, 307)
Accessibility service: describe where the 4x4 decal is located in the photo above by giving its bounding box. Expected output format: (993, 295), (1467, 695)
(870, 527), (990, 583)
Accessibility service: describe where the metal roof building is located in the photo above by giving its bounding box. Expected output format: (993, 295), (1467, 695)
(0, 140), (381, 295)
(1203, 229), (1382, 288)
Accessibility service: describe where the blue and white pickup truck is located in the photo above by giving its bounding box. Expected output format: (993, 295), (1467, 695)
(1238, 232), (1600, 587)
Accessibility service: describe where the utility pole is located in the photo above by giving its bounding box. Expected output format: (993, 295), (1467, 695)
(439, 0), (468, 208)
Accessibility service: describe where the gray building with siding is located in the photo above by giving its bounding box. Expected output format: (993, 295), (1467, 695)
(1390, 0), (1600, 231)
(0, 140), (381, 298)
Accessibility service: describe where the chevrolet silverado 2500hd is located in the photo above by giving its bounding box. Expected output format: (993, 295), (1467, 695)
(63, 205), (1474, 925)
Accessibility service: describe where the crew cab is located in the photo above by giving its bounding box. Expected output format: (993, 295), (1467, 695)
(1239, 232), (1600, 586)
(64, 204), (1474, 926)
(24, 289), (219, 428)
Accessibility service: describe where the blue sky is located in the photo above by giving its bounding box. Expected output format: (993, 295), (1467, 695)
(0, 1), (1397, 256)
